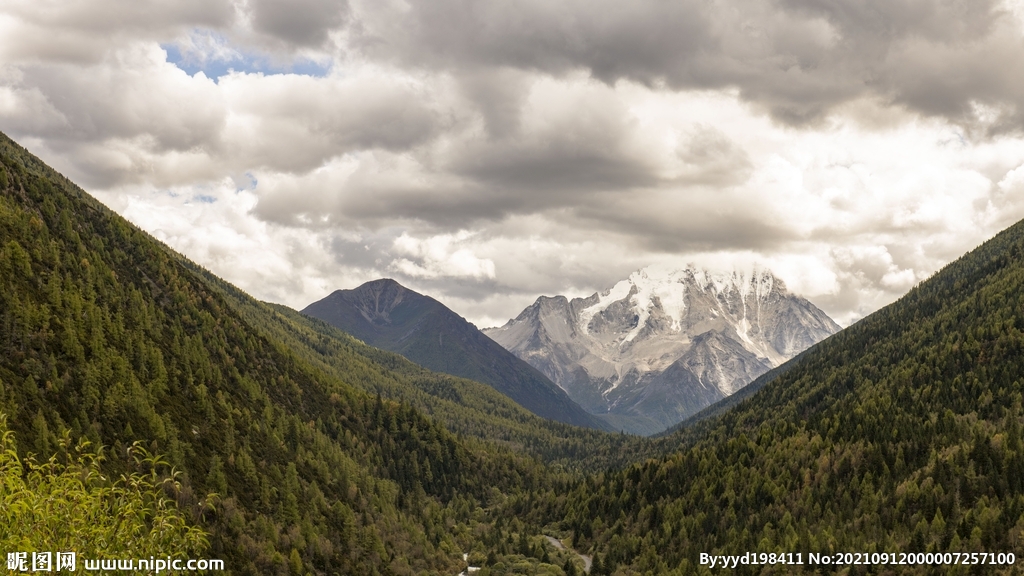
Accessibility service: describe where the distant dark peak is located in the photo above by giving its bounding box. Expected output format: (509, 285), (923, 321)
(303, 275), (606, 430)
(354, 277), (405, 294)
(347, 278), (416, 324)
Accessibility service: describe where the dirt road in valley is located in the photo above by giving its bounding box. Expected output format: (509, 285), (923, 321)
(544, 536), (592, 573)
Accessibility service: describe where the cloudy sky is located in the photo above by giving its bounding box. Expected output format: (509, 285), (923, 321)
(3, 0), (1024, 328)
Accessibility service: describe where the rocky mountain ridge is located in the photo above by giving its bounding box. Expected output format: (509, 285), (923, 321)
(484, 265), (841, 434)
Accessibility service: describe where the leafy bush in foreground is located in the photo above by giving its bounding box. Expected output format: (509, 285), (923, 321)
(0, 414), (208, 559)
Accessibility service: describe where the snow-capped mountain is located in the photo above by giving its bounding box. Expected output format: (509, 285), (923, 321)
(483, 265), (841, 434)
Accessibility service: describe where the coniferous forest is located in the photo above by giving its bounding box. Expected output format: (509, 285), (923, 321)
(3, 125), (1024, 576)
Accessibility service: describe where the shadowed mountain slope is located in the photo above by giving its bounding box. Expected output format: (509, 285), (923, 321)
(303, 279), (611, 431)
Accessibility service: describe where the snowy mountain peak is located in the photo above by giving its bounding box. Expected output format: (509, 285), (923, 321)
(578, 264), (785, 341)
(690, 265), (781, 299)
(483, 262), (840, 435)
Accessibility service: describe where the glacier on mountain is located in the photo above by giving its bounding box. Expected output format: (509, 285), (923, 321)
(483, 264), (840, 435)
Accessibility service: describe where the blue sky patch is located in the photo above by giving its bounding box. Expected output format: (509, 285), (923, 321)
(162, 30), (331, 81)
(235, 172), (258, 192)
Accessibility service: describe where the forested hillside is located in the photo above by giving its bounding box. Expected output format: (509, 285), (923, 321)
(0, 131), (584, 575)
(561, 217), (1024, 574)
(194, 270), (651, 471)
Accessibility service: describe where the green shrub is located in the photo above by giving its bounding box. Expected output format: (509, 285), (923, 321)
(0, 414), (208, 558)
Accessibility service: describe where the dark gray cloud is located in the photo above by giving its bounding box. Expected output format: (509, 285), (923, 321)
(19, 0), (234, 35)
(328, 228), (400, 269)
(453, 145), (658, 195)
(249, 0), (349, 47)
(68, 0), (234, 34)
(353, 0), (1024, 130)
(456, 67), (531, 138)
(247, 97), (758, 235)
(356, 0), (714, 80)
(568, 193), (797, 253)
(1, 0), (235, 64)
(778, 0), (997, 45)
(218, 71), (444, 174)
(673, 125), (754, 186)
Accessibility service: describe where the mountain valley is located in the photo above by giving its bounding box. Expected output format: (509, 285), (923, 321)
(4, 128), (1024, 575)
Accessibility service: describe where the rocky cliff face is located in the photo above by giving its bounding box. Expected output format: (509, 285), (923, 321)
(483, 265), (841, 434)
